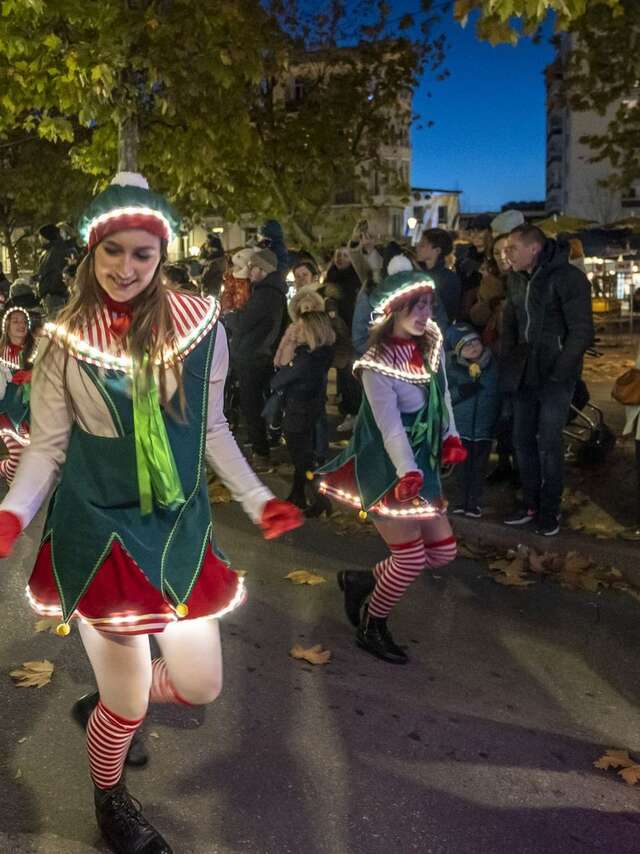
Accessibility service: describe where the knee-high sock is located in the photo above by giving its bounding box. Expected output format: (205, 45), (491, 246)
(149, 657), (192, 705)
(0, 436), (24, 484)
(368, 538), (426, 618)
(424, 536), (457, 569)
(87, 700), (143, 790)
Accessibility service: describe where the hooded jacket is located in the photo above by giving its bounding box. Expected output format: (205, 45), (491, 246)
(231, 271), (287, 366)
(500, 237), (593, 391)
(259, 220), (289, 275)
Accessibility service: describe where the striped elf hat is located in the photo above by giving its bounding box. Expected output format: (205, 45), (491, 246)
(370, 271), (436, 325)
(79, 172), (180, 250)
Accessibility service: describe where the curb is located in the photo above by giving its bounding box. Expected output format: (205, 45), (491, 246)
(451, 515), (640, 583)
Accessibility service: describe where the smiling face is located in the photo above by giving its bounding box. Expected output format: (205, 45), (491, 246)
(392, 292), (433, 338)
(93, 229), (162, 303)
(7, 312), (27, 346)
(492, 236), (511, 273)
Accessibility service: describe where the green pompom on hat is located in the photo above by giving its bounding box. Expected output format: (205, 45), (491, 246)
(370, 271), (436, 324)
(78, 172), (180, 250)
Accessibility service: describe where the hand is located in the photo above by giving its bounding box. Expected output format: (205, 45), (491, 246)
(0, 511), (22, 558)
(394, 470), (423, 503)
(442, 436), (467, 466)
(259, 498), (304, 540)
(11, 370), (32, 385)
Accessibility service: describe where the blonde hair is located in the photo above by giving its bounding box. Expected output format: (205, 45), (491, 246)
(296, 311), (336, 351)
(52, 248), (186, 416)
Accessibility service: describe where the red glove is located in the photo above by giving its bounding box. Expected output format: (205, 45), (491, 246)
(394, 470), (423, 502)
(259, 498), (304, 540)
(0, 511), (22, 558)
(11, 370), (32, 385)
(442, 435), (467, 466)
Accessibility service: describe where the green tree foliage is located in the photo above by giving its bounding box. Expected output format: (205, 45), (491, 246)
(453, 0), (622, 43)
(0, 134), (91, 276)
(0, 0), (445, 246)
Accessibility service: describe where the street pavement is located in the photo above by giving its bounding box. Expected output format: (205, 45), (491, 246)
(2, 494), (640, 854)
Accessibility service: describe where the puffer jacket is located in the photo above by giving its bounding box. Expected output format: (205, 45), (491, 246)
(446, 353), (500, 442)
(231, 272), (287, 366)
(500, 238), (593, 391)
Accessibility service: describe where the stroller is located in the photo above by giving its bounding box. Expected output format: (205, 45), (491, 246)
(563, 347), (615, 466)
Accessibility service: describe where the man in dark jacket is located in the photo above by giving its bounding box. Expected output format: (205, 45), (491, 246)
(416, 227), (461, 325)
(232, 248), (287, 472)
(501, 225), (594, 536)
(257, 219), (289, 282)
(36, 224), (69, 318)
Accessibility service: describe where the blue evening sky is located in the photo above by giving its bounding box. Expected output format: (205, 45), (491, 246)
(409, 10), (555, 212)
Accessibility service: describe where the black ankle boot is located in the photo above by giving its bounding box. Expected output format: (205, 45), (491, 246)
(95, 783), (172, 854)
(73, 692), (149, 767)
(337, 570), (375, 627)
(286, 485), (307, 510)
(356, 612), (408, 664)
(304, 492), (332, 518)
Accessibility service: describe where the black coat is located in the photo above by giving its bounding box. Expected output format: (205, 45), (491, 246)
(37, 238), (69, 298)
(231, 272), (287, 366)
(324, 264), (361, 330)
(271, 344), (333, 432)
(420, 259), (461, 324)
(500, 238), (594, 391)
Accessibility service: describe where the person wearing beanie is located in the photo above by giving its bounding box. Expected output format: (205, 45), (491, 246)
(445, 322), (500, 517)
(317, 271), (466, 664)
(256, 219), (289, 278)
(269, 286), (335, 516)
(36, 223), (70, 318)
(232, 246), (288, 472)
(0, 172), (302, 854)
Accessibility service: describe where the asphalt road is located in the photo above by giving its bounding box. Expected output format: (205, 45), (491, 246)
(1, 496), (640, 854)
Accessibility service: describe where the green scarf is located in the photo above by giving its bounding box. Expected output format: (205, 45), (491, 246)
(405, 366), (446, 471)
(131, 357), (185, 515)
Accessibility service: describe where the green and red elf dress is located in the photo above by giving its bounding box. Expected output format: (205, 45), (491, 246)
(0, 307), (34, 482)
(317, 272), (460, 520)
(1, 290), (274, 636)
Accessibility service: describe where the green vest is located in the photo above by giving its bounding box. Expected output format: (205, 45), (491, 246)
(318, 365), (446, 510)
(42, 325), (223, 621)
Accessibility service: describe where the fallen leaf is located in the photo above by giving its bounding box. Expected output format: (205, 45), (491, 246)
(17, 737), (27, 744)
(284, 569), (327, 586)
(493, 574), (535, 588)
(289, 644), (331, 665)
(33, 616), (61, 634)
(209, 482), (231, 504)
(10, 659), (54, 688)
(149, 731), (160, 739)
(15, 769), (21, 780)
(594, 749), (640, 785)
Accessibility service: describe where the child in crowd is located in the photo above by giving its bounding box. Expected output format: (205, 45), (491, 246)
(272, 287), (335, 516)
(445, 323), (500, 517)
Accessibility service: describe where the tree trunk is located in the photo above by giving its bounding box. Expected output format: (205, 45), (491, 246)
(118, 115), (139, 172)
(1, 225), (19, 278)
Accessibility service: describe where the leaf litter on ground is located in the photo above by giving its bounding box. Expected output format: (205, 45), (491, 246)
(10, 660), (54, 688)
(594, 750), (640, 785)
(289, 644), (331, 665)
(284, 569), (327, 586)
(33, 616), (61, 634)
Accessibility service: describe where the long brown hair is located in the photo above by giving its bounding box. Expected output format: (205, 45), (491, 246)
(365, 292), (437, 360)
(54, 247), (185, 416)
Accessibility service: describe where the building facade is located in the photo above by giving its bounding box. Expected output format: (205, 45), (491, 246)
(545, 34), (640, 223)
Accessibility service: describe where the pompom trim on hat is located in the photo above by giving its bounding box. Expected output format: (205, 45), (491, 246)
(372, 278), (436, 324)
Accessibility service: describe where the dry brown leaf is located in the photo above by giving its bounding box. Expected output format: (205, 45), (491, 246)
(33, 616), (60, 634)
(284, 569), (327, 586)
(10, 659), (54, 688)
(493, 574), (535, 588)
(527, 550), (547, 574)
(290, 644), (331, 665)
(563, 551), (593, 574)
(209, 482), (231, 504)
(594, 750), (640, 785)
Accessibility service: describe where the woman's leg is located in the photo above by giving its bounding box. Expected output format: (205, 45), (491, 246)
(78, 622), (152, 789)
(0, 435), (25, 484)
(367, 518), (425, 618)
(154, 618), (223, 707)
(420, 513), (457, 569)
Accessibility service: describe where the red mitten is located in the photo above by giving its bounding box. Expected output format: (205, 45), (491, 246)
(442, 435), (467, 465)
(259, 498), (304, 540)
(11, 370), (32, 385)
(394, 470), (423, 502)
(0, 510), (22, 558)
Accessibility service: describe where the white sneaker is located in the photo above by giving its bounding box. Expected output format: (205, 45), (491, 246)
(337, 415), (355, 433)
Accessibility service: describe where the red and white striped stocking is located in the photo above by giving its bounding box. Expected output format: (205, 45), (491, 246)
(0, 434), (25, 484)
(149, 657), (192, 706)
(86, 700), (143, 790)
(424, 536), (457, 569)
(368, 537), (426, 618)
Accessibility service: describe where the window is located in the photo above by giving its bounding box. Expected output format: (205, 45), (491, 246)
(334, 188), (356, 205)
(392, 213), (403, 238)
(438, 205), (448, 225)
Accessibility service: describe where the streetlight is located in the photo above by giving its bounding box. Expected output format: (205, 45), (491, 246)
(407, 216), (417, 230)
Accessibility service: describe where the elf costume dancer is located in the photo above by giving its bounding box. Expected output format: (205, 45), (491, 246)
(0, 304), (39, 483)
(0, 173), (302, 854)
(318, 271), (466, 664)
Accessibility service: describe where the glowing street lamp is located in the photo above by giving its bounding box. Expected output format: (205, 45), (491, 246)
(407, 216), (418, 230)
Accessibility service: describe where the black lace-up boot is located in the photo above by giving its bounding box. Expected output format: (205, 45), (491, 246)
(73, 692), (148, 767)
(95, 782), (173, 854)
(337, 570), (375, 627)
(356, 611), (408, 664)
